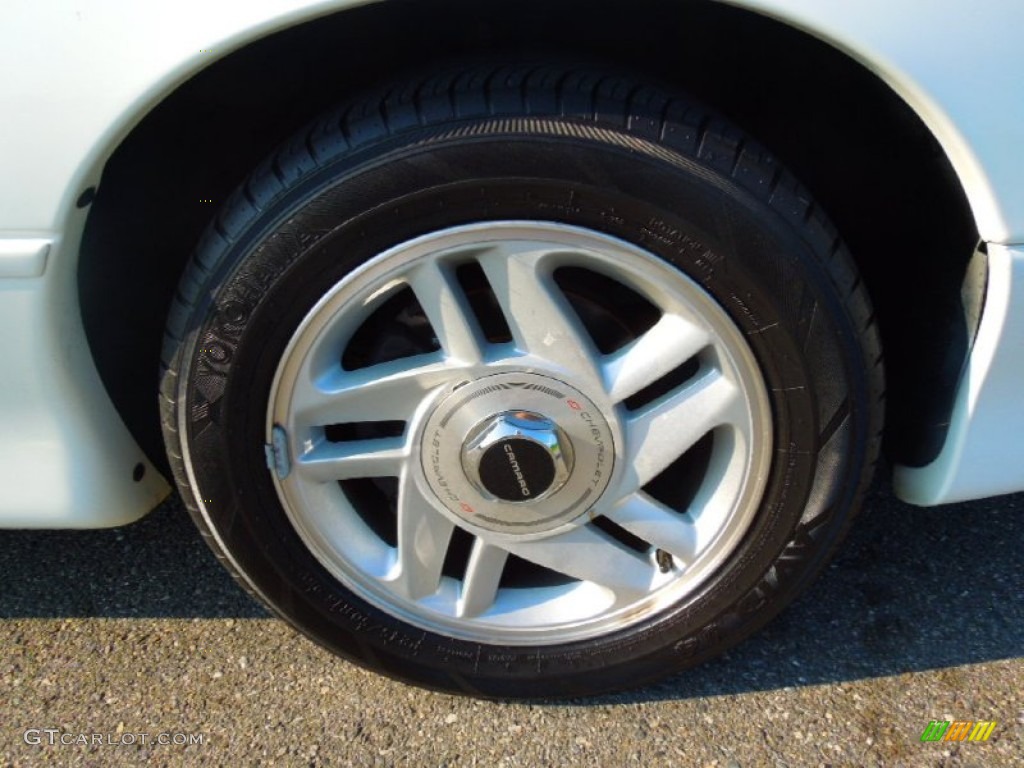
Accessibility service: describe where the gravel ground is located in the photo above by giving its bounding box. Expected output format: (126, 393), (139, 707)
(1, 481), (1021, 767)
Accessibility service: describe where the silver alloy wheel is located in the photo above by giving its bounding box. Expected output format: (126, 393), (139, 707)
(267, 222), (772, 644)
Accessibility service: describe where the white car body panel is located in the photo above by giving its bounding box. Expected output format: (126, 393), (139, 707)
(894, 245), (1024, 505)
(1, 0), (1022, 526)
(0, 232), (170, 526)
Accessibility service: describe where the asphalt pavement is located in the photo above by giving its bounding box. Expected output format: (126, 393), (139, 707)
(1, 480), (1021, 766)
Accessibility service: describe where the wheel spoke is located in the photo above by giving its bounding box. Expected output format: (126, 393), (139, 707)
(603, 313), (709, 402)
(389, 473), (456, 600)
(607, 493), (698, 565)
(501, 525), (656, 604)
(292, 354), (461, 427)
(622, 369), (742, 493)
(477, 243), (601, 385)
(406, 259), (487, 364)
(457, 539), (509, 618)
(293, 437), (406, 483)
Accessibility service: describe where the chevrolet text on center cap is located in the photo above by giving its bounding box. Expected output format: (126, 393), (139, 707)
(423, 373), (613, 535)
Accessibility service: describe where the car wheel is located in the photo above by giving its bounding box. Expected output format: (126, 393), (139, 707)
(161, 65), (883, 697)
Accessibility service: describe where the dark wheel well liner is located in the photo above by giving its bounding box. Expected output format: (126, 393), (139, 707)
(78, 0), (976, 475)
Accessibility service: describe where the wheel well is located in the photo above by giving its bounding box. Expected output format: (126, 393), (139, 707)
(79, 0), (978, 474)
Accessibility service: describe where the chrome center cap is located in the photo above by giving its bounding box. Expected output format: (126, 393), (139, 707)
(420, 372), (615, 535)
(462, 411), (573, 502)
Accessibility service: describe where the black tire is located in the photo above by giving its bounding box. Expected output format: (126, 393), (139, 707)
(160, 64), (884, 698)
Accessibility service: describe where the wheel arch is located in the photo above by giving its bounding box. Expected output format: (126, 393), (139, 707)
(76, 0), (980, 479)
